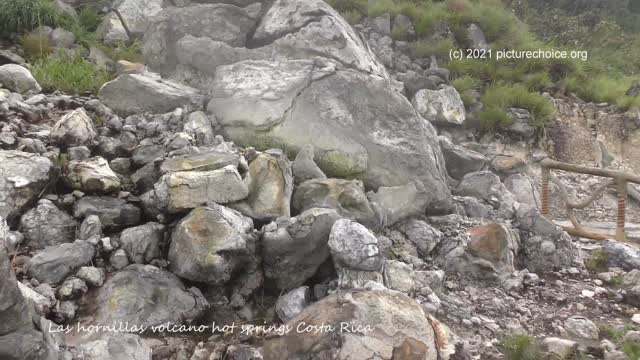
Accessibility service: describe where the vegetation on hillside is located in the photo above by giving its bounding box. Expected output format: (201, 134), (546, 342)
(327, 0), (640, 129)
(0, 0), (143, 94)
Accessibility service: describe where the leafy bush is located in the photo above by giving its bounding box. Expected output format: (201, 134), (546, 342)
(31, 54), (112, 94)
(78, 7), (102, 32)
(412, 38), (455, 59)
(0, 0), (62, 36)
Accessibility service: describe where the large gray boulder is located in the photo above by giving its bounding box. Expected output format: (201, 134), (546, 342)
(20, 199), (78, 250)
(98, 73), (204, 117)
(253, 0), (387, 77)
(143, 3), (259, 77)
(262, 208), (341, 289)
(263, 289), (438, 360)
(0, 217), (61, 360)
(367, 181), (431, 227)
(92, 264), (208, 328)
(26, 240), (95, 285)
(229, 149), (293, 222)
(293, 178), (377, 227)
(168, 205), (258, 285)
(504, 173), (540, 207)
(97, 0), (164, 43)
(207, 61), (451, 210)
(0, 64), (41, 94)
(454, 171), (515, 208)
(329, 219), (384, 272)
(0, 151), (52, 223)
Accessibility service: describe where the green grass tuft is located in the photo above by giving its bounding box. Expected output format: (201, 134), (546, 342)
(497, 334), (546, 360)
(31, 54), (112, 94)
(0, 0), (63, 36)
(478, 83), (554, 128)
(585, 249), (609, 273)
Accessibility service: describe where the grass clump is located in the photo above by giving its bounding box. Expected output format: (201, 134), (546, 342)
(20, 32), (53, 60)
(478, 83), (554, 128)
(497, 334), (546, 360)
(412, 38), (455, 59)
(32, 54), (112, 94)
(0, 0), (62, 36)
(585, 249), (609, 273)
(452, 75), (481, 107)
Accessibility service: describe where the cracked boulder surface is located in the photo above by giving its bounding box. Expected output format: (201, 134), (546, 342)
(142, 0), (451, 211)
(263, 288), (439, 360)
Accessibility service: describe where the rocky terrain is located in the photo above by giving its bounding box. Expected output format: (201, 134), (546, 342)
(1, 0), (640, 360)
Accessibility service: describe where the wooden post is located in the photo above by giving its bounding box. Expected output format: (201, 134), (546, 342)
(617, 178), (627, 242)
(541, 167), (550, 216)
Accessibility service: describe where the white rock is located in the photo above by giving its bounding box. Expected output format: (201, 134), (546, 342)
(412, 86), (466, 125)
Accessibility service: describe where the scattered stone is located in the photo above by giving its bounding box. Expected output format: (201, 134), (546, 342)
(73, 196), (141, 230)
(368, 180), (430, 227)
(120, 222), (165, 264)
(564, 316), (599, 341)
(439, 137), (487, 180)
(57, 277), (88, 300)
(328, 219), (384, 272)
(412, 86), (466, 125)
(0, 151), (52, 223)
(292, 145), (326, 185)
(275, 286), (311, 322)
(65, 156), (121, 193)
(26, 240), (95, 284)
(262, 208), (341, 289)
(76, 266), (105, 287)
(79, 333), (152, 360)
(50, 108), (97, 147)
(110, 249), (129, 270)
(384, 260), (415, 294)
(20, 199), (77, 249)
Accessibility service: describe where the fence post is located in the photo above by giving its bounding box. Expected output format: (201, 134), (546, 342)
(541, 167), (550, 216)
(617, 178), (627, 242)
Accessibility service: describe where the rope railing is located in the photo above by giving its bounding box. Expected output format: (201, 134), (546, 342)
(540, 158), (640, 242)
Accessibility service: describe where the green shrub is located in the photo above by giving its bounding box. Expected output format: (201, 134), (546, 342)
(31, 54), (112, 94)
(78, 7), (102, 32)
(20, 32), (52, 60)
(452, 75), (481, 93)
(97, 40), (144, 63)
(412, 38), (455, 59)
(497, 334), (545, 360)
(479, 83), (554, 127)
(0, 0), (62, 36)
(585, 249), (609, 273)
(523, 72), (552, 92)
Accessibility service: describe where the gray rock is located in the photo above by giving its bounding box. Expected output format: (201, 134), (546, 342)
(370, 14), (391, 35)
(507, 108), (535, 138)
(412, 86), (466, 126)
(628, 82), (640, 97)
(542, 337), (578, 357)
(292, 145), (326, 185)
(26, 240), (95, 285)
(110, 249), (129, 270)
(393, 218), (443, 257)
(68, 146), (91, 161)
(143, 165), (248, 214)
(51, 300), (76, 324)
(504, 173), (540, 207)
(275, 286), (311, 322)
(328, 219), (384, 272)
(97, 0), (165, 43)
(466, 23), (489, 50)
(229, 149), (293, 222)
(439, 137), (487, 180)
(183, 111), (217, 146)
(73, 196), (141, 230)
(602, 240), (640, 271)
(293, 178), (377, 227)
(131, 145), (165, 168)
(254, 0), (387, 77)
(18, 282), (52, 314)
(0, 218), (60, 360)
(49, 28), (75, 48)
(564, 316), (599, 341)
(169, 205), (257, 285)
(454, 171), (515, 209)
(79, 333), (152, 360)
(98, 73), (204, 117)
(50, 108), (97, 147)
(0, 50), (25, 66)
(368, 181), (431, 227)
(0, 151), (52, 223)
(263, 289), (438, 360)
(65, 156), (121, 193)
(143, 4), (258, 76)
(206, 60), (451, 211)
(20, 199), (78, 249)
(77, 215), (102, 241)
(57, 277), (88, 300)
(262, 208), (341, 289)
(159, 150), (239, 174)
(0, 64), (41, 94)
(383, 260), (415, 294)
(76, 266), (105, 287)
(92, 264), (208, 327)
(120, 222), (165, 264)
